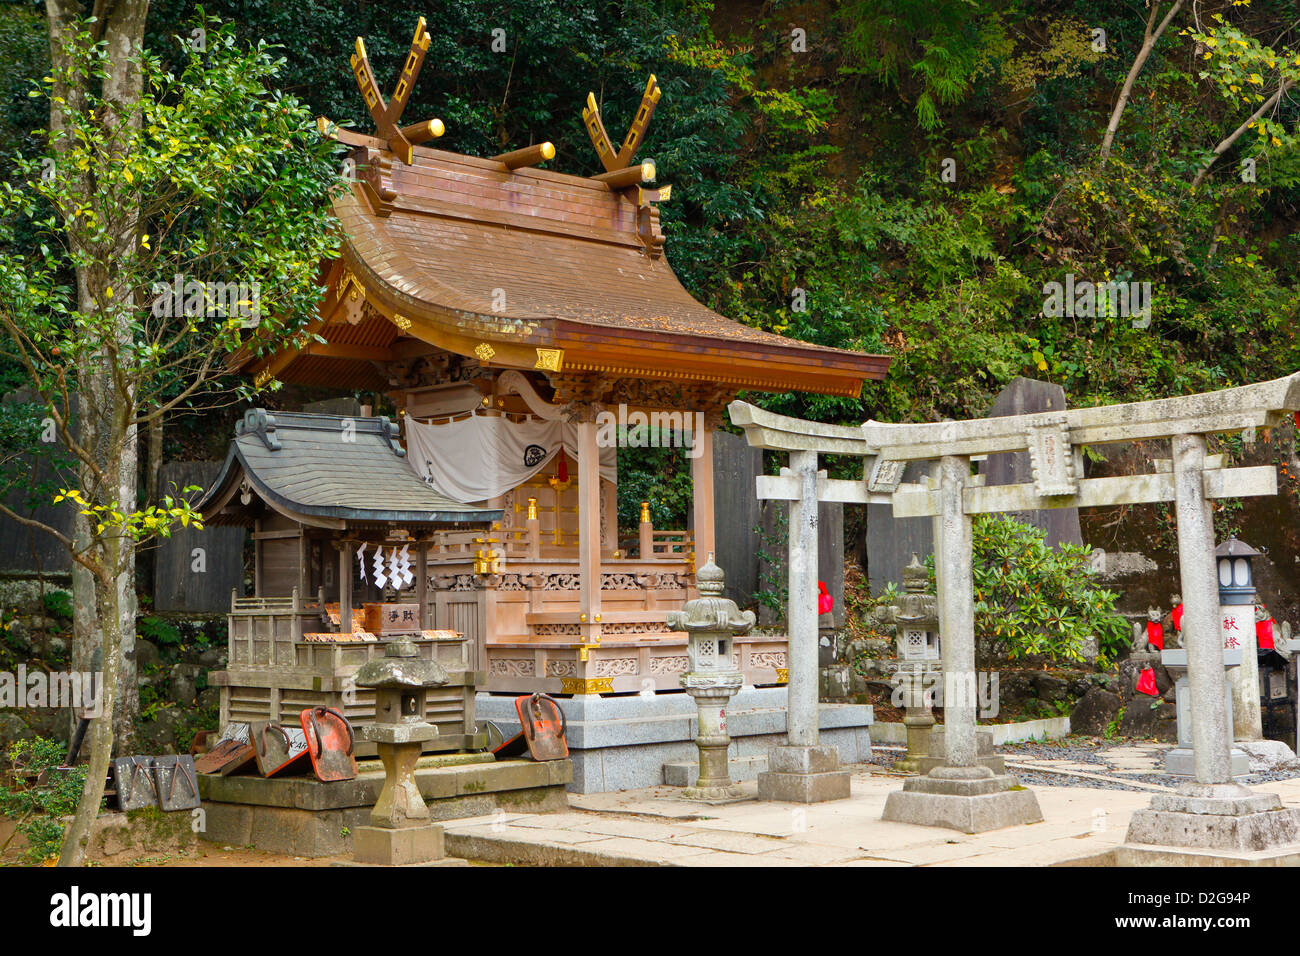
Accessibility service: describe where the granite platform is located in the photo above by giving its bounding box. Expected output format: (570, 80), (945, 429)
(197, 752), (571, 857)
(475, 687), (873, 794)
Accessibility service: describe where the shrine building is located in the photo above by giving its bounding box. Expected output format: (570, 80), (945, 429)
(200, 21), (888, 783)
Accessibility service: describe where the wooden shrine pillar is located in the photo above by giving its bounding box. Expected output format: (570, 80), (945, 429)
(691, 421), (715, 561)
(338, 540), (353, 633)
(576, 415), (603, 647)
(416, 541), (428, 629)
(602, 469), (619, 555)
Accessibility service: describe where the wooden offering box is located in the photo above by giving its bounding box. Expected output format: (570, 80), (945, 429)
(362, 602), (422, 635)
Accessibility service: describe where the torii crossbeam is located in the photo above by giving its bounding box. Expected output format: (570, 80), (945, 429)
(731, 372), (1300, 853)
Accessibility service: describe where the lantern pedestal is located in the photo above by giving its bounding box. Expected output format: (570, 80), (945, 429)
(344, 638), (465, 867)
(1162, 648), (1249, 778)
(682, 677), (746, 803)
(892, 664), (937, 774)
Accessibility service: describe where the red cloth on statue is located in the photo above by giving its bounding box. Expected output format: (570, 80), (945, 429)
(1257, 618), (1275, 650)
(1136, 667), (1159, 696)
(1171, 603), (1184, 632)
(1146, 620), (1164, 650)
(817, 581), (833, 615)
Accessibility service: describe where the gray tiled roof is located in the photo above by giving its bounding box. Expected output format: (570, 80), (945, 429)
(199, 409), (500, 525)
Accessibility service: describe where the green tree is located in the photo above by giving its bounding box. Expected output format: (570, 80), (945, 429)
(0, 15), (340, 865)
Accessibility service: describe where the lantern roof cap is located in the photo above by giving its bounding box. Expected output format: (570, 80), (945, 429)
(1215, 536), (1261, 559)
(902, 552), (928, 592)
(696, 553), (725, 595)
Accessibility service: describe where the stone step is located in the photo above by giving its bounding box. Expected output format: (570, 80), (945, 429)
(662, 754), (769, 787)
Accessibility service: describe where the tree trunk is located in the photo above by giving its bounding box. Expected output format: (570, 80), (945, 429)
(58, 557), (122, 866)
(1099, 1), (1184, 162)
(48, 0), (150, 864)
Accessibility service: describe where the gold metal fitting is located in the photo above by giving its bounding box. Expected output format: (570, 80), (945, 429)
(527, 497), (538, 521)
(640, 501), (651, 524)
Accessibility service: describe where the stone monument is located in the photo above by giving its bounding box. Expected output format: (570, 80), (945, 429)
(667, 555), (755, 802)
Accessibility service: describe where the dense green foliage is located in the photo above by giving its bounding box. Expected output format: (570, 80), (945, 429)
(5, 0), (1300, 531)
(0, 737), (86, 864)
(939, 514), (1131, 668)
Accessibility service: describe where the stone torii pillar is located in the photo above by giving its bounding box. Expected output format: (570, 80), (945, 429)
(752, 449), (852, 802)
(733, 371), (1300, 851)
(1122, 433), (1300, 858)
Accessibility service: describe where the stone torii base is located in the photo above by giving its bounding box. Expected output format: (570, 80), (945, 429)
(882, 766), (1042, 834)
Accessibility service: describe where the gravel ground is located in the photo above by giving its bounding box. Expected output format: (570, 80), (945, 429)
(865, 735), (1300, 793)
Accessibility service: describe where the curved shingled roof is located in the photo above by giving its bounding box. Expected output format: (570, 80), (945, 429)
(198, 409), (501, 528)
(242, 126), (891, 398)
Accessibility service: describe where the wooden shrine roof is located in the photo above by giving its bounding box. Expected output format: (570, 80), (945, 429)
(239, 126), (890, 398)
(198, 409), (502, 529)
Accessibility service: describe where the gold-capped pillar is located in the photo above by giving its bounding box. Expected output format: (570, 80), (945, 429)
(575, 405), (603, 650)
(690, 414), (716, 564)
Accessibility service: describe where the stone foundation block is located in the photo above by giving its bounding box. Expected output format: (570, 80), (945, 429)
(881, 772), (1043, 833)
(767, 744), (842, 775)
(351, 824), (462, 866)
(755, 769), (851, 803)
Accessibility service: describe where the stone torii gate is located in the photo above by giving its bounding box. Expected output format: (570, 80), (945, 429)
(732, 372), (1300, 850)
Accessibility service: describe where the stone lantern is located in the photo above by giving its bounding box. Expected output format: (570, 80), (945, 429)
(1218, 537), (1263, 743)
(349, 638), (460, 866)
(667, 554), (755, 801)
(888, 553), (940, 773)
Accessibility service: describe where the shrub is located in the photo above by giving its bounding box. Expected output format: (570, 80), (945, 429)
(930, 513), (1130, 669)
(0, 737), (86, 864)
(138, 615), (182, 647)
(42, 590), (72, 620)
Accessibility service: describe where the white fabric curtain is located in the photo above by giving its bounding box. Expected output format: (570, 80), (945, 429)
(405, 413), (615, 504)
